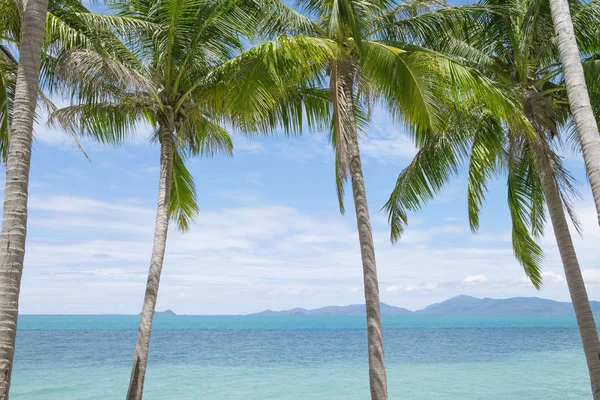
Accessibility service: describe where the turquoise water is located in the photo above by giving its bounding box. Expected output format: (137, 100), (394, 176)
(11, 315), (593, 399)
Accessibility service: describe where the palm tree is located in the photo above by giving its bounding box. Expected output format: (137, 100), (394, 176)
(384, 0), (600, 396)
(548, 0), (600, 227)
(51, 0), (336, 397)
(1, 0), (137, 159)
(260, 1), (513, 397)
(0, 0), (49, 396)
(0, 1), (152, 394)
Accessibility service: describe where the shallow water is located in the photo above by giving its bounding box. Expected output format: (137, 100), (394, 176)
(11, 315), (592, 399)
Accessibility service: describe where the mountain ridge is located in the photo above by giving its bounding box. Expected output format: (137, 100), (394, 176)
(250, 295), (600, 316)
(253, 303), (412, 316)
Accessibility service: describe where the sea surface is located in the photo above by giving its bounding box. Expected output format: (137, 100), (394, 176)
(11, 315), (594, 399)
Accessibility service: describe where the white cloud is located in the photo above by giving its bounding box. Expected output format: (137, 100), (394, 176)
(542, 271), (565, 284)
(20, 195), (511, 313)
(29, 195), (152, 216)
(354, 110), (417, 164)
(386, 283), (438, 294)
(234, 140), (265, 154)
(583, 269), (600, 284)
(15, 186), (600, 314)
(34, 124), (71, 146)
(470, 233), (512, 243)
(20, 92), (600, 315)
(462, 274), (488, 284)
(360, 134), (417, 163)
(385, 285), (400, 294)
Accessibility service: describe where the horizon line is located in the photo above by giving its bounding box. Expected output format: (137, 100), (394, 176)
(19, 294), (599, 316)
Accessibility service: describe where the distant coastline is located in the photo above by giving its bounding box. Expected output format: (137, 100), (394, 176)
(19, 296), (600, 316)
(250, 295), (600, 317)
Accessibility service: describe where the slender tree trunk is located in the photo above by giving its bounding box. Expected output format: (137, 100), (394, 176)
(549, 0), (600, 226)
(0, 0), (48, 397)
(348, 135), (388, 400)
(337, 68), (388, 400)
(126, 125), (173, 400)
(536, 152), (600, 399)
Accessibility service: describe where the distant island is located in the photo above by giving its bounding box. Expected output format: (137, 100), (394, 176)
(253, 303), (412, 317)
(251, 295), (600, 317)
(138, 310), (176, 316)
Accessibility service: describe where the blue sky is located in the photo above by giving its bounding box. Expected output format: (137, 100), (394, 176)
(5, 102), (599, 315)
(4, 0), (599, 314)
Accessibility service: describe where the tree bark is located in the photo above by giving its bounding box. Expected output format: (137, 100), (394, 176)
(549, 0), (600, 226)
(0, 0), (49, 397)
(536, 151), (600, 400)
(126, 124), (173, 400)
(337, 68), (388, 400)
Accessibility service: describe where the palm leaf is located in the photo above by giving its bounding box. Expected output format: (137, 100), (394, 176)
(170, 149), (199, 231)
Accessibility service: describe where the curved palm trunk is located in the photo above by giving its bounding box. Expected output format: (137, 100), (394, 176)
(337, 67), (388, 400)
(0, 0), (49, 397)
(549, 0), (600, 226)
(348, 135), (388, 400)
(126, 126), (173, 400)
(537, 153), (600, 399)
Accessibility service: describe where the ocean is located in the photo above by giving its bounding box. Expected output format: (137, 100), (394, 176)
(11, 315), (592, 399)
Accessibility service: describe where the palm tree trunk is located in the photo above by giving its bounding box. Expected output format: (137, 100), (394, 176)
(549, 0), (600, 226)
(126, 124), (173, 400)
(338, 69), (388, 400)
(348, 135), (389, 400)
(0, 0), (49, 397)
(536, 152), (600, 400)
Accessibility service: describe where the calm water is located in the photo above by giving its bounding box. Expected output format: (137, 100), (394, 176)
(11, 315), (593, 399)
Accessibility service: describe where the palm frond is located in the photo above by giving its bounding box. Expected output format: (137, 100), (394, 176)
(360, 40), (441, 137)
(384, 125), (469, 242)
(329, 60), (356, 198)
(49, 99), (151, 144)
(177, 109), (233, 157)
(55, 49), (154, 103)
(170, 149), (199, 232)
(259, 0), (321, 37)
(506, 133), (544, 289)
(0, 70), (11, 163)
(467, 115), (505, 232)
(198, 35), (337, 134)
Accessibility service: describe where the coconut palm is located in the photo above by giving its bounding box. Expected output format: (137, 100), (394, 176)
(548, 0), (600, 227)
(0, 1), (157, 394)
(384, 0), (600, 396)
(50, 0), (337, 397)
(259, 0), (515, 397)
(0, 0), (50, 396)
(0, 0), (139, 159)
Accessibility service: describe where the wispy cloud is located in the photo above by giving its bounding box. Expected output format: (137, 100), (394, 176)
(359, 112), (417, 163)
(18, 190), (600, 315)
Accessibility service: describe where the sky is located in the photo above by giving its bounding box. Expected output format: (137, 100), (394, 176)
(4, 0), (599, 315)
(3, 102), (597, 315)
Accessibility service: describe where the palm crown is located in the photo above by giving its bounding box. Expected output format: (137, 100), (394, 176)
(0, 0), (152, 160)
(384, 0), (600, 287)
(260, 0), (515, 211)
(51, 0), (340, 228)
